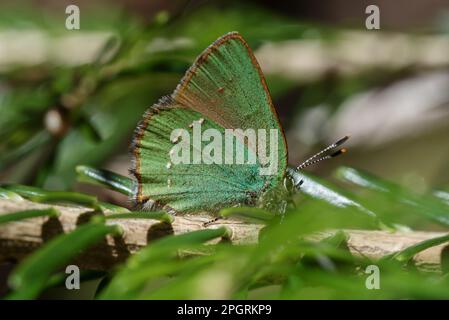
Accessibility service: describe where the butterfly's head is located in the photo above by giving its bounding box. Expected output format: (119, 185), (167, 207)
(257, 136), (350, 214)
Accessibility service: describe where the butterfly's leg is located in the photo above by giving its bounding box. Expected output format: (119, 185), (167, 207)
(279, 202), (287, 224)
(278, 178), (302, 224)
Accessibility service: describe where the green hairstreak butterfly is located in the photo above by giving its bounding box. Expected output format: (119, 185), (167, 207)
(130, 32), (348, 215)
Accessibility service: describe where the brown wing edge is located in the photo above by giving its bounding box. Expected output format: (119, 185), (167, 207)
(172, 31), (288, 168)
(129, 95), (179, 214)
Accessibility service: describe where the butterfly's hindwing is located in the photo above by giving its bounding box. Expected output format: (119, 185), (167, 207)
(131, 100), (271, 213)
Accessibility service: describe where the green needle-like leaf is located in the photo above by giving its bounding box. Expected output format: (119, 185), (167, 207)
(97, 201), (130, 213)
(336, 166), (390, 192)
(382, 233), (449, 263)
(45, 270), (106, 290)
(0, 131), (51, 170)
(7, 222), (121, 300)
(76, 165), (134, 196)
(287, 167), (379, 224)
(28, 193), (98, 207)
(320, 230), (349, 248)
(434, 190), (449, 206)
(133, 227), (231, 261)
(0, 208), (59, 225)
(0, 187), (24, 201)
(336, 166), (449, 227)
(1, 184), (98, 208)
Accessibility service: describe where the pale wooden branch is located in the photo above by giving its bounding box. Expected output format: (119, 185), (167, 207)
(0, 199), (448, 272)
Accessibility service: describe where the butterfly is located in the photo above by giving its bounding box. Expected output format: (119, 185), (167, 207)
(130, 32), (348, 215)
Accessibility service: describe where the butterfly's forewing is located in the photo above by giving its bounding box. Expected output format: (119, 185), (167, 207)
(131, 32), (288, 213)
(173, 32), (287, 169)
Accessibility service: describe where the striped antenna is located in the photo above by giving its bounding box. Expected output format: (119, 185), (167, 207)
(296, 136), (349, 171)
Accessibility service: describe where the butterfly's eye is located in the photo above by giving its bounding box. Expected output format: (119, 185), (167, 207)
(283, 176), (294, 193)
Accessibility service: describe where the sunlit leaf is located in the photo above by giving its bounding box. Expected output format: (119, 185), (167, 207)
(0, 187), (24, 201)
(76, 165), (133, 196)
(336, 167), (449, 227)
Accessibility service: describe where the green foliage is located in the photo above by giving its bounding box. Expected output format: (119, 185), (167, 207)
(336, 167), (449, 228)
(76, 165), (134, 196)
(7, 220), (121, 299)
(381, 233), (449, 263)
(1, 166), (448, 299)
(99, 228), (231, 299)
(2, 184), (98, 208)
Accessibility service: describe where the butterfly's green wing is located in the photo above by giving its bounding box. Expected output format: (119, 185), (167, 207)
(131, 32), (287, 213)
(173, 32), (287, 164)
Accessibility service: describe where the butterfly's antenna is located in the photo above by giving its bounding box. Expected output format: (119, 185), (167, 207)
(297, 148), (347, 170)
(296, 136), (349, 171)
